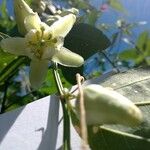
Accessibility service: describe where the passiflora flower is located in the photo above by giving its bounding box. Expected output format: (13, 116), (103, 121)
(75, 84), (143, 127)
(0, 0), (84, 89)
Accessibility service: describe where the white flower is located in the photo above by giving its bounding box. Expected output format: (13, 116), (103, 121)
(75, 84), (143, 127)
(0, 0), (84, 89)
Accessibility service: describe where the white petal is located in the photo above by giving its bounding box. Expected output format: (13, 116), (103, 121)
(25, 29), (40, 43)
(0, 37), (30, 56)
(50, 14), (76, 38)
(14, 0), (34, 35)
(24, 13), (41, 32)
(52, 47), (84, 67)
(29, 59), (49, 89)
(42, 47), (56, 59)
(42, 37), (64, 59)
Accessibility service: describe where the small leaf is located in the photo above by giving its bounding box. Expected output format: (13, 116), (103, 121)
(119, 49), (138, 60)
(137, 31), (149, 51)
(108, 0), (126, 13)
(0, 49), (17, 71)
(0, 55), (26, 83)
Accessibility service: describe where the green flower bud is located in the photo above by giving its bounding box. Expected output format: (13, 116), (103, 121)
(14, 0), (35, 35)
(75, 84), (143, 127)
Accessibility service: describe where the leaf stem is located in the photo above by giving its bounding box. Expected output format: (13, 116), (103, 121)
(135, 101), (150, 106)
(100, 126), (150, 142)
(52, 62), (71, 150)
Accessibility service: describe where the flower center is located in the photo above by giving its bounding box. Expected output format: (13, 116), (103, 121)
(27, 28), (57, 59)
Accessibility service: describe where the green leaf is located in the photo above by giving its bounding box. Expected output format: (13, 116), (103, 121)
(38, 69), (57, 95)
(119, 49), (138, 60)
(0, 0), (8, 19)
(64, 23), (111, 59)
(0, 0), (15, 31)
(0, 49), (16, 70)
(108, 0), (126, 13)
(0, 55), (26, 83)
(137, 31), (149, 51)
(87, 10), (100, 25)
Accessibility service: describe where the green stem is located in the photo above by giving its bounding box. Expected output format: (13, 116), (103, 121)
(52, 62), (71, 150)
(61, 99), (71, 150)
(0, 81), (9, 114)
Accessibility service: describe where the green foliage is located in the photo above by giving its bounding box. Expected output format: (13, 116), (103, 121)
(108, 0), (127, 13)
(119, 31), (150, 66)
(0, 0), (15, 31)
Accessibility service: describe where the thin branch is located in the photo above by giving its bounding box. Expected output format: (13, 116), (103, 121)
(76, 73), (90, 150)
(52, 62), (71, 150)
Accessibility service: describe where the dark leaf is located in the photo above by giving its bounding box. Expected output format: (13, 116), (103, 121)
(64, 23), (111, 59)
(60, 65), (83, 85)
(62, 23), (110, 84)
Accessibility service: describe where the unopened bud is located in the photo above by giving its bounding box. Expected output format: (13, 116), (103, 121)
(75, 84), (143, 127)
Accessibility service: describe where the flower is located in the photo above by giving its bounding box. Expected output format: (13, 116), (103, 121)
(0, 0), (84, 89)
(75, 84), (143, 127)
(14, 0), (34, 35)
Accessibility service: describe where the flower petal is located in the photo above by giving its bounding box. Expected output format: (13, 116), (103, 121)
(24, 13), (41, 32)
(42, 47), (56, 60)
(14, 0), (34, 35)
(0, 37), (31, 56)
(29, 59), (49, 89)
(50, 14), (76, 38)
(41, 37), (64, 59)
(52, 47), (84, 67)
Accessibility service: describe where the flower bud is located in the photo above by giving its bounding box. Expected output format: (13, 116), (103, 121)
(14, 0), (35, 35)
(75, 84), (143, 127)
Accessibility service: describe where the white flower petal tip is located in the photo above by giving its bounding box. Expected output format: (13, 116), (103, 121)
(51, 14), (76, 38)
(75, 84), (143, 127)
(52, 47), (84, 67)
(29, 59), (49, 89)
(14, 0), (35, 35)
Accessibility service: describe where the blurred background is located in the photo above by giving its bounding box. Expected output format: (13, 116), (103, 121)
(0, 0), (150, 113)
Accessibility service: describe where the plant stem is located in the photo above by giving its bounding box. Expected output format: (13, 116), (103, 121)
(61, 99), (71, 150)
(0, 81), (9, 114)
(76, 74), (89, 149)
(52, 63), (71, 150)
